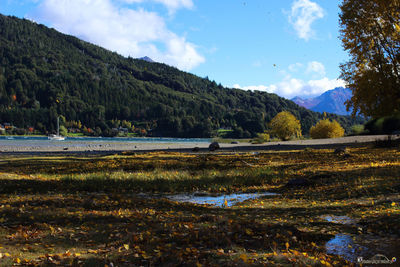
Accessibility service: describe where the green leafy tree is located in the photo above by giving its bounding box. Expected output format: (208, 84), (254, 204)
(269, 111), (301, 141)
(59, 125), (68, 136)
(310, 119), (345, 139)
(0, 14), (363, 137)
(339, 0), (400, 117)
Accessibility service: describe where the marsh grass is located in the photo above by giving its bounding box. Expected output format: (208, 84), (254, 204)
(57, 166), (276, 193)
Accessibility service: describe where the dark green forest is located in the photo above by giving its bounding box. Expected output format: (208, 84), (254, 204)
(0, 14), (363, 138)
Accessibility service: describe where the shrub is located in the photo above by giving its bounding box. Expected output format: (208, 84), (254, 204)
(365, 113), (400, 134)
(252, 133), (270, 144)
(310, 119), (345, 139)
(382, 114), (400, 134)
(59, 125), (68, 136)
(269, 111), (302, 141)
(365, 118), (385, 134)
(350, 124), (365, 135)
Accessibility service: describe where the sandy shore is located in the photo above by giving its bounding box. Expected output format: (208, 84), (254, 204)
(0, 135), (398, 155)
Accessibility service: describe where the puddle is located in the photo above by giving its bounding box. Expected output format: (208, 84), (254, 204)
(326, 234), (399, 263)
(165, 192), (278, 207)
(322, 215), (357, 225)
(322, 215), (399, 263)
(326, 234), (367, 262)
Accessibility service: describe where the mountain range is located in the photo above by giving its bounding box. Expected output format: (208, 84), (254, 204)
(0, 14), (362, 137)
(292, 87), (352, 116)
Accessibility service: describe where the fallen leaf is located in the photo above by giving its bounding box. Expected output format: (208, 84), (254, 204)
(240, 254), (248, 262)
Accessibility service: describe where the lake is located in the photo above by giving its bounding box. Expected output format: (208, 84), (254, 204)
(0, 136), (212, 152)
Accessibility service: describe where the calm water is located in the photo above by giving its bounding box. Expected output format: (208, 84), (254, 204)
(323, 216), (399, 263)
(0, 136), (211, 147)
(165, 192), (278, 207)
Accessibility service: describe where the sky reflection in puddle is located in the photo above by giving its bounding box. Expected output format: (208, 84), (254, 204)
(326, 234), (367, 262)
(322, 215), (357, 225)
(165, 192), (278, 207)
(323, 216), (399, 263)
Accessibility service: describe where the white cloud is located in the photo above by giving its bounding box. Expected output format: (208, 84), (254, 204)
(233, 77), (346, 99)
(33, 0), (204, 71)
(306, 61), (326, 76)
(288, 0), (324, 41)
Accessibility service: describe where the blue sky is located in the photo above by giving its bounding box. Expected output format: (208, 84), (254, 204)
(1, 0), (347, 99)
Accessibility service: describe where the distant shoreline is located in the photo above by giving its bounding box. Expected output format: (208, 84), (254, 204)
(0, 135), (397, 155)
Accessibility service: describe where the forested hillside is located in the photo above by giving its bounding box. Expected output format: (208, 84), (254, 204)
(0, 14), (362, 137)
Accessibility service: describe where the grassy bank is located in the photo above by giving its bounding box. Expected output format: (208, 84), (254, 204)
(0, 147), (399, 266)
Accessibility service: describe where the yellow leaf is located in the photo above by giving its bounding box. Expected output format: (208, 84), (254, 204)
(5, 253), (10, 257)
(245, 228), (253, 235)
(395, 24), (400, 33)
(285, 242), (289, 250)
(292, 250), (301, 257)
(124, 244), (130, 250)
(15, 258), (21, 264)
(311, 242), (317, 247)
(240, 254), (248, 262)
(321, 260), (333, 267)
(196, 263), (202, 267)
(391, 202), (396, 206)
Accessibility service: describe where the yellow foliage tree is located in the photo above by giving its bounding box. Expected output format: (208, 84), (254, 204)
(309, 119), (345, 139)
(339, 0), (400, 117)
(269, 111), (302, 141)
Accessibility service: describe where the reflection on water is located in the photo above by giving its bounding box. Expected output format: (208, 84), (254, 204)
(326, 234), (367, 262)
(326, 233), (400, 263)
(323, 212), (400, 264)
(165, 192), (278, 207)
(322, 215), (357, 225)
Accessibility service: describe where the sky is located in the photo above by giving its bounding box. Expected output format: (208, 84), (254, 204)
(0, 0), (348, 99)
